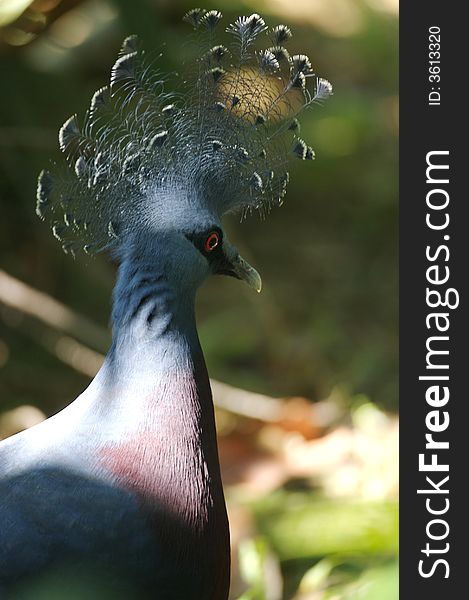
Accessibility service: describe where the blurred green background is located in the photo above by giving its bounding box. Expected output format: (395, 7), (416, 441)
(0, 0), (398, 598)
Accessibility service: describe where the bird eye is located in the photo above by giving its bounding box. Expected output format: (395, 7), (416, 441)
(204, 232), (219, 252)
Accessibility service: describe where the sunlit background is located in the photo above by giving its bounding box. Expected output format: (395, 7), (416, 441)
(0, 0), (398, 598)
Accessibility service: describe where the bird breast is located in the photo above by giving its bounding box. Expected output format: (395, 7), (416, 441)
(97, 371), (224, 533)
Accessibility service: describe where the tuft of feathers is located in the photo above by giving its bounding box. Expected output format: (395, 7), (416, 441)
(270, 24), (292, 44)
(37, 9), (332, 256)
(200, 10), (223, 30)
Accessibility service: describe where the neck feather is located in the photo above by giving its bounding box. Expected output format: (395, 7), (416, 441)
(91, 250), (225, 525)
(107, 247), (203, 373)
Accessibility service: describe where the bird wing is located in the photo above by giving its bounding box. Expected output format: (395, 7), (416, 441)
(0, 459), (160, 587)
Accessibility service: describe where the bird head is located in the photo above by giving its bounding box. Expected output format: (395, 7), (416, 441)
(183, 224), (262, 292)
(36, 9), (331, 294)
(120, 204), (262, 294)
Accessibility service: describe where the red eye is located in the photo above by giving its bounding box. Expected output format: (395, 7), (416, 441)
(204, 232), (219, 252)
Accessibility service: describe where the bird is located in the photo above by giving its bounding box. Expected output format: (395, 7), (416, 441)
(0, 9), (332, 599)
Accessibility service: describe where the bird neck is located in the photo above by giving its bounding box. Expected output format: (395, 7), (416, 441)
(91, 252), (227, 532)
(103, 251), (213, 428)
(111, 248), (199, 347)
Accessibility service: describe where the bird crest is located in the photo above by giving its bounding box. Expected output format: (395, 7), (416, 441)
(36, 9), (332, 257)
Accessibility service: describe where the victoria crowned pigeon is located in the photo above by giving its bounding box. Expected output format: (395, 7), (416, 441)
(0, 9), (332, 599)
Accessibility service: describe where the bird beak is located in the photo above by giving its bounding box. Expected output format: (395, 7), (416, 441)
(229, 254), (263, 293)
(220, 241), (262, 293)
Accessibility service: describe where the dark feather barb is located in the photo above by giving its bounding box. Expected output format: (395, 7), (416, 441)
(37, 9), (332, 256)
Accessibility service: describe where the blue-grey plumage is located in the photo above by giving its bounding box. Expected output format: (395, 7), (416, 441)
(1, 8), (332, 599)
(0, 238), (231, 597)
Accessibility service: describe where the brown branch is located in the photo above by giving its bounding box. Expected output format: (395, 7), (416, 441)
(0, 269), (110, 352)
